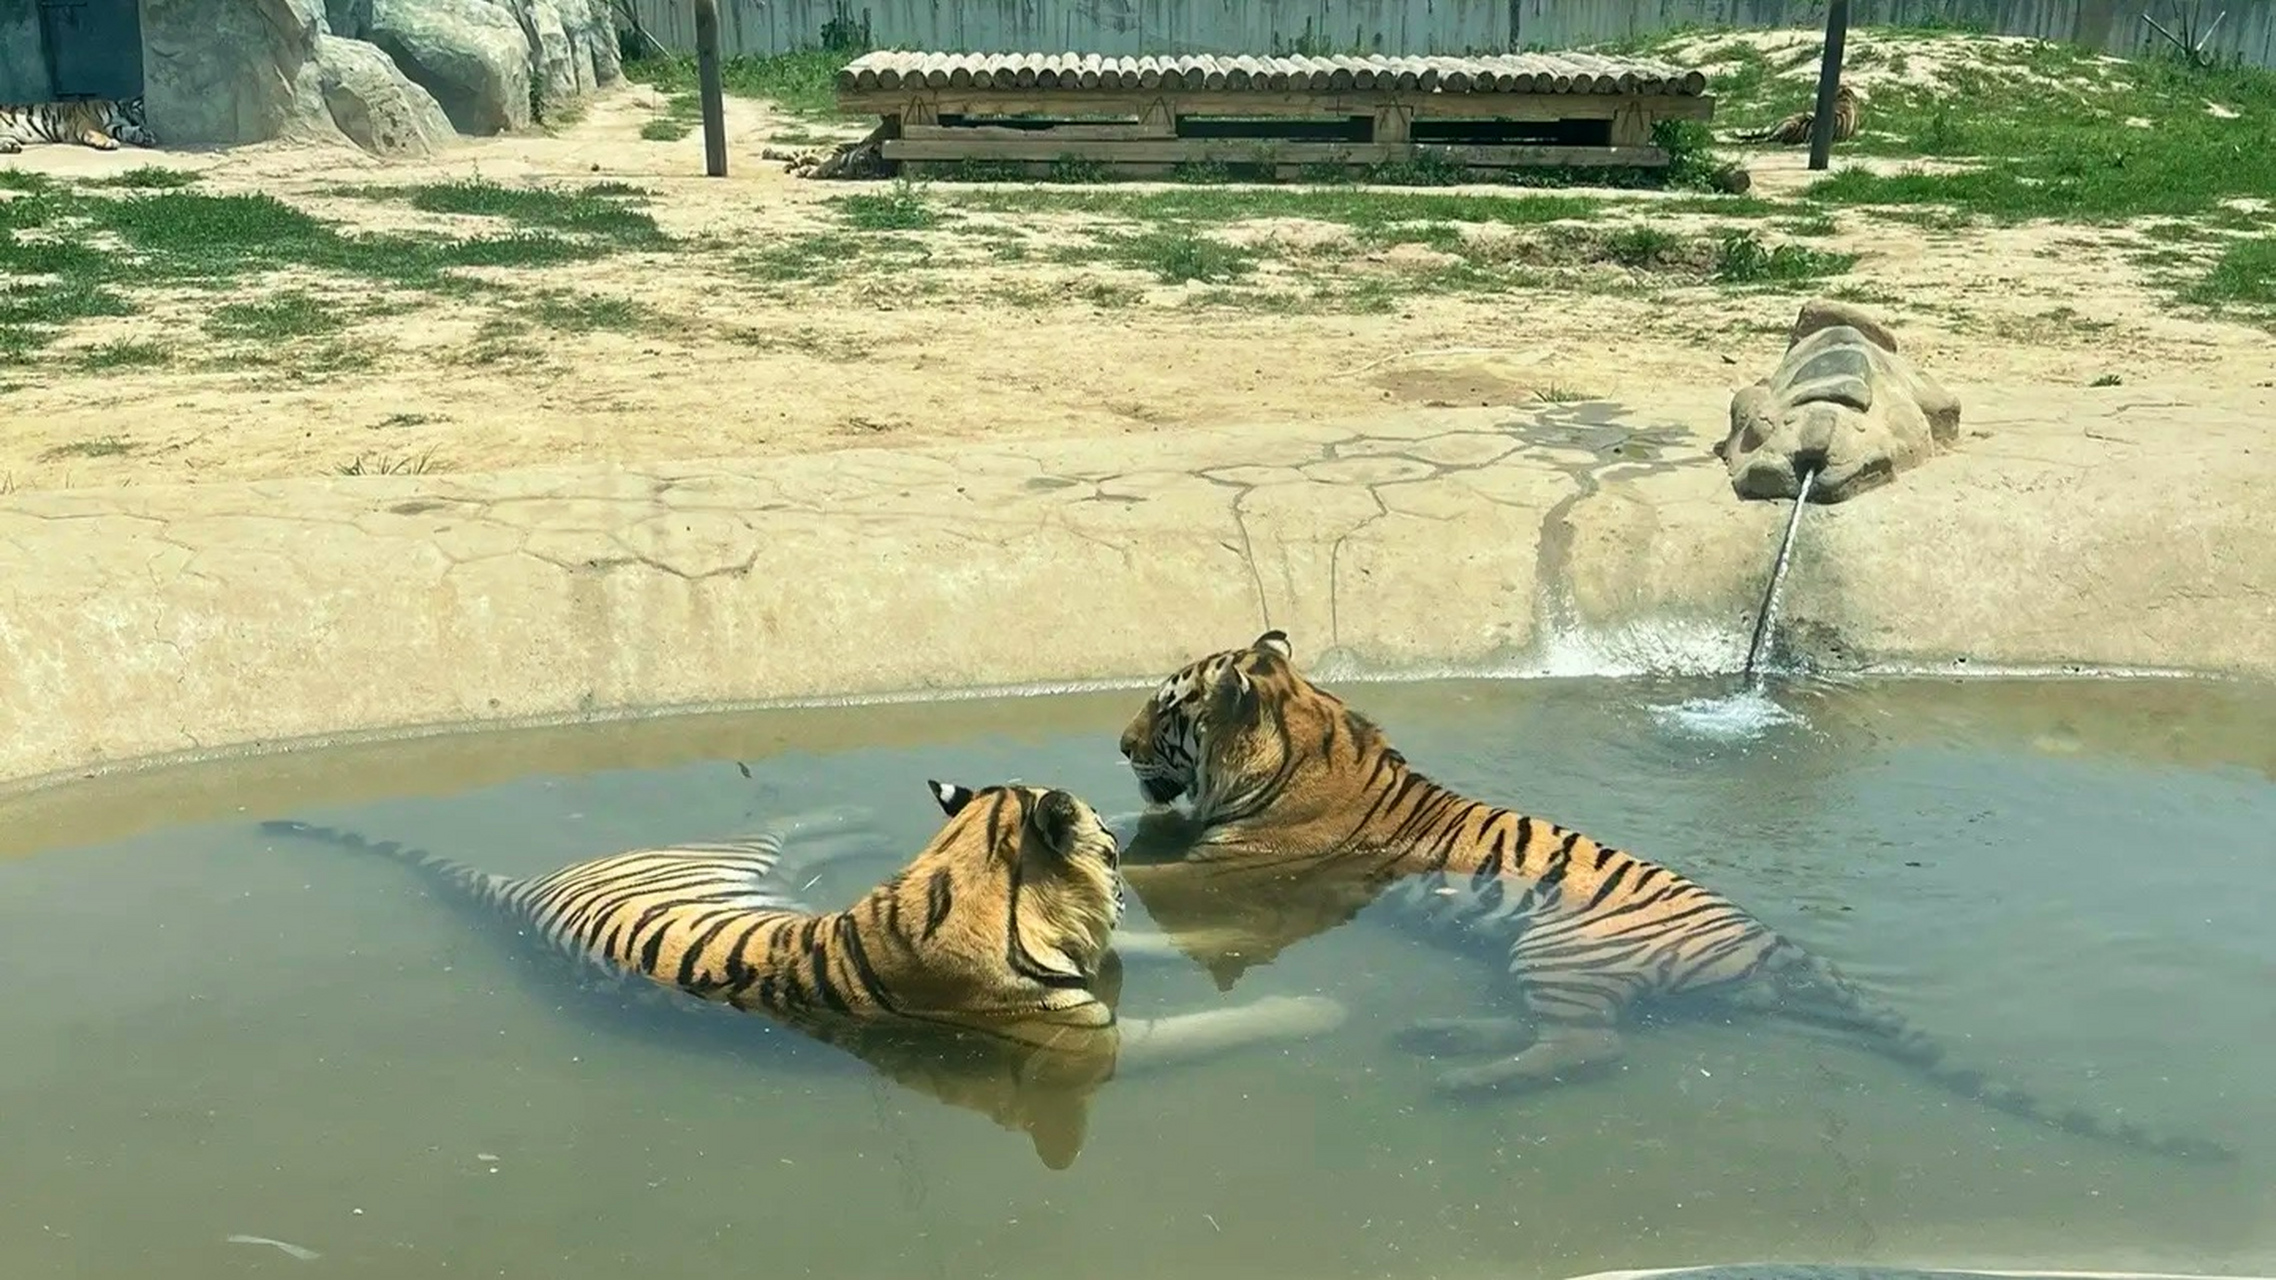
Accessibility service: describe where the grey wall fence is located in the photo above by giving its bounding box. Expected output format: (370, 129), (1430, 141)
(620, 0), (2274, 71)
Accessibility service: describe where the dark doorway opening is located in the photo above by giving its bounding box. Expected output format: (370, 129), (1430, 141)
(38, 0), (145, 100)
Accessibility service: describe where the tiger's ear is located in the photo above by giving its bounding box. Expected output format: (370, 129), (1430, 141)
(1205, 660), (1259, 727)
(1253, 629), (1292, 660)
(929, 779), (977, 817)
(1025, 789), (1085, 859)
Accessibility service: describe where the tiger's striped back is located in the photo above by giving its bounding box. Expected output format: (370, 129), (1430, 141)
(1119, 629), (2236, 1165)
(0, 96), (156, 154)
(258, 779), (1125, 1044)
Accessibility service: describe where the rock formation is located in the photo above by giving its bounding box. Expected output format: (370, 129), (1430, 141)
(1717, 300), (1963, 504)
(138, 0), (621, 157)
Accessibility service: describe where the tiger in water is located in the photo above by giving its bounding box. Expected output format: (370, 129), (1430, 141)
(0, 96), (155, 154)
(1112, 629), (2234, 1164)
(261, 777), (1343, 1169)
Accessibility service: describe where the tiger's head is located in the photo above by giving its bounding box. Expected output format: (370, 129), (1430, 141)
(106, 96), (156, 148)
(917, 779), (1125, 997)
(1118, 630), (1387, 828)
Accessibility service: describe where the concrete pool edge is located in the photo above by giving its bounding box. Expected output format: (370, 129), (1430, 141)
(1565, 1257), (2276, 1266)
(3, 389), (2271, 790)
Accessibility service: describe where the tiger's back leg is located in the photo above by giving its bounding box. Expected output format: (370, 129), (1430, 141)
(1425, 957), (1643, 1094)
(0, 138), (20, 154)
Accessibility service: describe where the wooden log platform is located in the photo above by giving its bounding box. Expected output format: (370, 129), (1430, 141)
(833, 51), (1716, 180)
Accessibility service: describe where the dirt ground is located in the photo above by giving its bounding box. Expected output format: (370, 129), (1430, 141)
(2, 80), (2271, 491)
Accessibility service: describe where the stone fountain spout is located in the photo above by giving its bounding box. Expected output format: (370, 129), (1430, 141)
(1716, 300), (1964, 504)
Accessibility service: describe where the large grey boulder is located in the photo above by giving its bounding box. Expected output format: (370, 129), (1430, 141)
(141, 0), (351, 147)
(326, 0), (373, 39)
(570, 0), (624, 91)
(139, 0), (616, 148)
(512, 0), (621, 117)
(369, 0), (534, 135)
(527, 0), (578, 117)
(316, 35), (457, 156)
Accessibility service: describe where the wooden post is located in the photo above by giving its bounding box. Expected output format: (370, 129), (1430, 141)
(1807, 0), (1850, 171)
(694, 0), (728, 177)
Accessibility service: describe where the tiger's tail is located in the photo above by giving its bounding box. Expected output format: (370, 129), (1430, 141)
(1765, 944), (2237, 1164)
(257, 819), (528, 915)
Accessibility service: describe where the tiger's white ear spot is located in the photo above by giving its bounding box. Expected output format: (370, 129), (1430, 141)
(1255, 629), (1293, 659)
(929, 779), (977, 817)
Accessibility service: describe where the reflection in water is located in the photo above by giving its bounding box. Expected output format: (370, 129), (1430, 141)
(258, 781), (1341, 1172)
(1115, 632), (2239, 1164)
(3, 674), (2273, 1280)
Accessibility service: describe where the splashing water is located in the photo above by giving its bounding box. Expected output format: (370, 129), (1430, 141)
(1652, 470), (1820, 743)
(1649, 685), (1800, 741)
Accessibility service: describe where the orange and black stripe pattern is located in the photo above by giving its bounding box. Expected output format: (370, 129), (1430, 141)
(259, 779), (1126, 1046)
(0, 96), (155, 154)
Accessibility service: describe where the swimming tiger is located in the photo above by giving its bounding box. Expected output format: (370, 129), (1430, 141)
(1113, 629), (2235, 1164)
(0, 95), (155, 154)
(259, 778), (1344, 1169)
(1732, 83), (1859, 146)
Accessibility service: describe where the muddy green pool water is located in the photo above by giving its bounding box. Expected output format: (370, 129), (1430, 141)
(3, 676), (2272, 1280)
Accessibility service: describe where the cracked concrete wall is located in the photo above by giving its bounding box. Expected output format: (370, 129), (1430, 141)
(1, 391), (2270, 791)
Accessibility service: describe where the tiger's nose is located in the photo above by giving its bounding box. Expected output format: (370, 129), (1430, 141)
(1117, 725), (1140, 759)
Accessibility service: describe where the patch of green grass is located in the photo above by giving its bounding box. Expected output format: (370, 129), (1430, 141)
(0, 279), (134, 326)
(519, 290), (659, 333)
(205, 290), (346, 340)
(0, 179), (684, 363)
(2183, 235), (2276, 313)
(1601, 225), (1689, 268)
(0, 326), (47, 363)
(1103, 230), (1258, 284)
(640, 117), (693, 142)
(400, 180), (666, 243)
(1048, 155), (1112, 184)
(1712, 229), (1858, 284)
(74, 339), (171, 370)
(42, 435), (135, 459)
(1802, 52), (2273, 224)
(623, 49), (861, 120)
(833, 180), (942, 231)
(739, 232), (869, 284)
(78, 166), (201, 190)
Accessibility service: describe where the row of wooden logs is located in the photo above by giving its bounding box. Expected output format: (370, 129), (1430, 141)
(835, 52), (1711, 97)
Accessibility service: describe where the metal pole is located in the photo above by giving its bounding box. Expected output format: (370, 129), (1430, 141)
(1806, 0), (1850, 171)
(694, 0), (728, 178)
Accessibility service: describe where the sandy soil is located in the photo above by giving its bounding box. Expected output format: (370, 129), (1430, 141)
(0, 79), (2269, 491)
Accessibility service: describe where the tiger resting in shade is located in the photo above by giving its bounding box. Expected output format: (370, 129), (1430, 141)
(0, 96), (156, 154)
